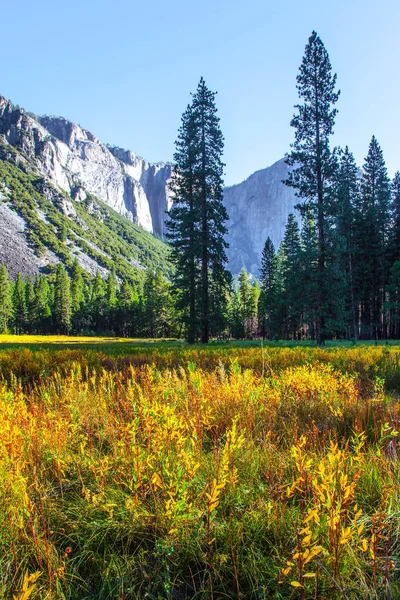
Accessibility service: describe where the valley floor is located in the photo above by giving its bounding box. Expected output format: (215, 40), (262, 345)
(0, 340), (399, 598)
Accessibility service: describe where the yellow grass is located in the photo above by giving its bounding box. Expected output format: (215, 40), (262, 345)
(0, 344), (399, 599)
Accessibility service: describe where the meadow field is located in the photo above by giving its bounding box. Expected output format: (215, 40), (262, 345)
(0, 337), (399, 599)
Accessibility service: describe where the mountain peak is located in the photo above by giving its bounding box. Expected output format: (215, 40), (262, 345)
(0, 91), (298, 275)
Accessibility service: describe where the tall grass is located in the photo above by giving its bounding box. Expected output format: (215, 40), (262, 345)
(0, 345), (399, 598)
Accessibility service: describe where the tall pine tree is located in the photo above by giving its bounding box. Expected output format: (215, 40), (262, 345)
(285, 31), (340, 345)
(54, 264), (71, 334)
(358, 137), (391, 338)
(167, 103), (199, 343)
(335, 147), (360, 339)
(167, 78), (229, 343)
(259, 238), (277, 339)
(281, 214), (302, 338)
(12, 273), (27, 334)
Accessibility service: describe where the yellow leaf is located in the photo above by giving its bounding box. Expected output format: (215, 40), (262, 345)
(291, 581), (303, 588)
(304, 572), (316, 578)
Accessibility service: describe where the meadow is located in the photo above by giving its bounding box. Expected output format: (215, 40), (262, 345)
(0, 337), (399, 599)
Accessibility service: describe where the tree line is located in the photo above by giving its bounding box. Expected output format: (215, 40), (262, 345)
(168, 32), (400, 343)
(254, 140), (400, 341)
(0, 261), (179, 337)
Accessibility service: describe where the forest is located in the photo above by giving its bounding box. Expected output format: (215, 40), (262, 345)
(1, 34), (399, 343)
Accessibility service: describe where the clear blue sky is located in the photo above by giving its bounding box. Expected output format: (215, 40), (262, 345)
(2, 0), (399, 185)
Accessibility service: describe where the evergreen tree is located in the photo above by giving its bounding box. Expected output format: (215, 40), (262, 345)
(167, 103), (199, 343)
(281, 214), (302, 338)
(391, 172), (400, 262)
(117, 280), (135, 337)
(70, 259), (86, 333)
(358, 137), (391, 338)
(227, 289), (243, 339)
(238, 268), (256, 338)
(25, 276), (36, 333)
(54, 264), (71, 334)
(299, 211), (319, 339)
(71, 259), (85, 313)
(272, 244), (287, 339)
(12, 273), (27, 334)
(192, 78), (229, 342)
(33, 275), (52, 334)
(209, 275), (229, 338)
(105, 268), (118, 332)
(387, 261), (400, 339)
(168, 78), (229, 343)
(285, 31), (340, 345)
(0, 264), (12, 333)
(335, 147), (360, 339)
(90, 271), (105, 332)
(259, 238), (277, 339)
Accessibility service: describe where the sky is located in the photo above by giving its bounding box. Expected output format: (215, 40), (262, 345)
(1, 0), (399, 186)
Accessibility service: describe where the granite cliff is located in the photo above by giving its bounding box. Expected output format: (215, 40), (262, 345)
(0, 93), (298, 276)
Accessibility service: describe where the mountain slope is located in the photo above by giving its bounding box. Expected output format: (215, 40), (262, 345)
(0, 138), (171, 281)
(0, 95), (172, 235)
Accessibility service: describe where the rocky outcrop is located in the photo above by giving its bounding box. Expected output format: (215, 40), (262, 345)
(223, 159), (298, 274)
(0, 199), (60, 278)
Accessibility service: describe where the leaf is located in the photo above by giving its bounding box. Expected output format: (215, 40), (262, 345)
(291, 581), (303, 588)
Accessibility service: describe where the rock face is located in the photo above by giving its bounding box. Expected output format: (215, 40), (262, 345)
(0, 93), (299, 275)
(0, 96), (172, 234)
(223, 159), (298, 274)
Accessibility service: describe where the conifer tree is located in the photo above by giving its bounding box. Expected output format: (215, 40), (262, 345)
(391, 171), (400, 262)
(387, 261), (400, 339)
(335, 147), (360, 339)
(143, 269), (172, 338)
(168, 78), (229, 343)
(54, 264), (71, 334)
(259, 237), (277, 339)
(71, 259), (85, 313)
(167, 104), (199, 343)
(25, 276), (36, 333)
(227, 289), (243, 339)
(0, 264), (12, 334)
(105, 268), (118, 332)
(117, 280), (134, 337)
(281, 214), (302, 337)
(70, 260), (86, 333)
(192, 78), (229, 343)
(358, 137), (391, 338)
(299, 211), (319, 338)
(33, 275), (52, 333)
(90, 271), (105, 332)
(238, 268), (256, 338)
(12, 273), (27, 334)
(285, 31), (340, 345)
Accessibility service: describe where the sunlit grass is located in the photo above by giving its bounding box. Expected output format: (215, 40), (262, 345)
(0, 344), (399, 598)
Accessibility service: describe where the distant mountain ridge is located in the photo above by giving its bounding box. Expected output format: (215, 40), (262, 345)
(0, 93), (298, 276)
